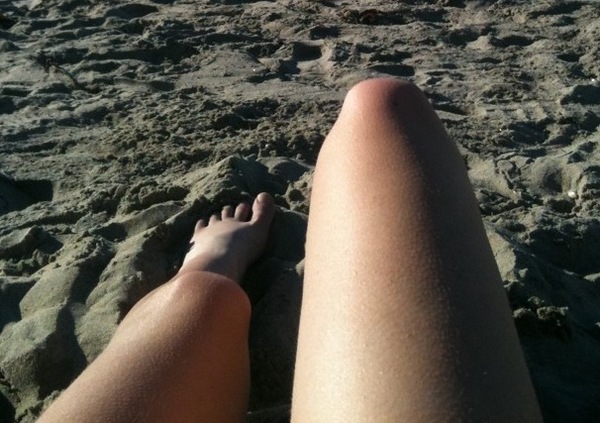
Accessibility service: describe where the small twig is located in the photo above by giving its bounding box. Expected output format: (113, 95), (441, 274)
(34, 51), (99, 93)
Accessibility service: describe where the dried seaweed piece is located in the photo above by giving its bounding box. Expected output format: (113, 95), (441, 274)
(33, 51), (100, 93)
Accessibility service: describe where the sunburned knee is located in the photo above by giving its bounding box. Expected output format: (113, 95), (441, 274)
(343, 78), (426, 117)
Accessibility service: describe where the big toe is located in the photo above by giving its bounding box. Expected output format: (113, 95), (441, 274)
(251, 192), (275, 226)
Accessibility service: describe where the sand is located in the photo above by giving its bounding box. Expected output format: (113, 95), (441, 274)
(0, 0), (599, 421)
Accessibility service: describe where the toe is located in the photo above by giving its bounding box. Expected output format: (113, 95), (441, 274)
(222, 205), (234, 219)
(234, 203), (251, 221)
(195, 219), (207, 231)
(251, 192), (275, 226)
(209, 214), (221, 225)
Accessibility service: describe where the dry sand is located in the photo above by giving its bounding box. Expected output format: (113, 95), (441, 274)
(0, 0), (599, 421)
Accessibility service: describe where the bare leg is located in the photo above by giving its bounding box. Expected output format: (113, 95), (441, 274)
(292, 79), (541, 421)
(39, 193), (275, 423)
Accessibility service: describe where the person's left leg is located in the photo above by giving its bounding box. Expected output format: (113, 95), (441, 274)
(38, 193), (275, 423)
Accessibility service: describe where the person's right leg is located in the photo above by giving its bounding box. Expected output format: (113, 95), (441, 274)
(292, 79), (541, 421)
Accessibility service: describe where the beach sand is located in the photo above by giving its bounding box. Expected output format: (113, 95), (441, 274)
(0, 0), (599, 421)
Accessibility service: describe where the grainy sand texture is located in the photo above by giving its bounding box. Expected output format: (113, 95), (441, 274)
(1, 0), (599, 421)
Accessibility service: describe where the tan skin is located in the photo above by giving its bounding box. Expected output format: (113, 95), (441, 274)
(39, 79), (542, 422)
(292, 79), (541, 421)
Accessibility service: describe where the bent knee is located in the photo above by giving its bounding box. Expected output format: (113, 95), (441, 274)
(343, 78), (427, 117)
(319, 78), (434, 155)
(167, 272), (251, 323)
(316, 77), (452, 174)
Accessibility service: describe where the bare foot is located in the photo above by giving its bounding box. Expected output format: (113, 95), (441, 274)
(178, 192), (275, 282)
